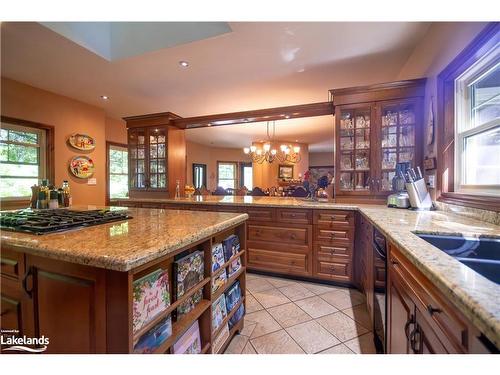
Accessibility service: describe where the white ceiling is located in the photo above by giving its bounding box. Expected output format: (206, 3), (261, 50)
(1, 22), (431, 152)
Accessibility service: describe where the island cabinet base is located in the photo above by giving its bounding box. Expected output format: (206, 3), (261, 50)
(0, 222), (247, 354)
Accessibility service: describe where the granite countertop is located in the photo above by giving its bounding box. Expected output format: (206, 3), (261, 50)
(0, 206), (248, 272)
(116, 196), (500, 347)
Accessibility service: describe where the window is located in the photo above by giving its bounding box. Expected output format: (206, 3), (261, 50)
(240, 162), (253, 190)
(455, 48), (500, 195)
(217, 162), (237, 189)
(108, 144), (129, 199)
(193, 163), (207, 189)
(0, 122), (46, 199)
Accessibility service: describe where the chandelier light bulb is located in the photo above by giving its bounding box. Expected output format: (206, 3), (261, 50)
(293, 146), (300, 153)
(263, 143), (271, 152)
(284, 147), (290, 155)
(280, 144), (287, 152)
(243, 147), (250, 154)
(250, 145), (257, 152)
(271, 149), (277, 155)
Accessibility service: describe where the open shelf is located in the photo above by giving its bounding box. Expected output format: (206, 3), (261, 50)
(152, 299), (211, 354)
(212, 266), (246, 301)
(212, 296), (245, 339)
(211, 249), (246, 279)
(216, 316), (245, 354)
(133, 277), (210, 341)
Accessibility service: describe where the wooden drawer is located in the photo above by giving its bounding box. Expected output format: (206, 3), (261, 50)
(140, 203), (162, 209)
(248, 224), (311, 247)
(314, 259), (351, 282)
(390, 246), (469, 353)
(276, 208), (312, 225)
(313, 210), (354, 227)
(247, 247), (310, 276)
(314, 243), (351, 261)
(314, 226), (353, 244)
(1, 248), (24, 280)
(246, 207), (275, 222)
(216, 205), (244, 213)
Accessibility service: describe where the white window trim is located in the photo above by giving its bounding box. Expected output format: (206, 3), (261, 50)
(0, 121), (47, 200)
(454, 45), (500, 196)
(108, 144), (129, 199)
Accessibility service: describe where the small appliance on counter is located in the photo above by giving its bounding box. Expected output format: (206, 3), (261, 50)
(405, 166), (434, 210)
(387, 162), (410, 209)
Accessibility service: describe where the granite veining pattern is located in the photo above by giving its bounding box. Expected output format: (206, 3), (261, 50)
(0, 206), (248, 272)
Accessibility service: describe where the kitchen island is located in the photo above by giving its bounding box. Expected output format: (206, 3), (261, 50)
(0, 206), (248, 354)
(113, 196), (500, 352)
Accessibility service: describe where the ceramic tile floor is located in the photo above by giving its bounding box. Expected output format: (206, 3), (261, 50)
(224, 273), (377, 354)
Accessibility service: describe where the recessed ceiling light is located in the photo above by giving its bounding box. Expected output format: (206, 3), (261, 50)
(207, 123), (212, 127)
(179, 60), (189, 67)
(100, 95), (109, 100)
(285, 115), (291, 119)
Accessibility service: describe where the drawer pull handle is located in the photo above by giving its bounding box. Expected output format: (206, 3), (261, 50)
(426, 305), (442, 316)
(290, 233), (297, 240)
(22, 266), (34, 299)
(0, 309), (11, 317)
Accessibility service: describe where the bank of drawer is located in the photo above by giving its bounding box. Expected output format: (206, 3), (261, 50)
(248, 224), (311, 246)
(1, 249), (23, 280)
(313, 210), (354, 227)
(246, 207), (276, 222)
(247, 247), (310, 276)
(314, 260), (351, 282)
(276, 208), (312, 225)
(314, 226), (353, 243)
(314, 243), (351, 260)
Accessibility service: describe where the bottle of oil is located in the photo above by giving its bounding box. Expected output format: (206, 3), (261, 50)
(40, 179), (50, 208)
(62, 180), (72, 207)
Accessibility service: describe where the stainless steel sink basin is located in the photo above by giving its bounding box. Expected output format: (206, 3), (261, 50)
(416, 234), (500, 284)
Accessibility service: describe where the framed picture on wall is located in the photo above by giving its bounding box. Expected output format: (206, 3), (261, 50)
(278, 165), (294, 180)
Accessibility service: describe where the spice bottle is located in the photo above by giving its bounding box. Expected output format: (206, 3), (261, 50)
(49, 190), (59, 209)
(37, 191), (48, 209)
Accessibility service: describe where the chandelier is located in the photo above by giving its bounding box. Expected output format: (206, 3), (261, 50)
(243, 121), (301, 164)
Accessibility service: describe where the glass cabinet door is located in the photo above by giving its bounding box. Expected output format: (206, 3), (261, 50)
(379, 101), (417, 192)
(148, 128), (168, 189)
(338, 106), (372, 192)
(128, 128), (147, 189)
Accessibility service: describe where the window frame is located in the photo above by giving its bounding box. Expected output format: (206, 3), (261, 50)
(106, 141), (129, 204)
(437, 23), (500, 211)
(0, 116), (54, 205)
(239, 162), (252, 189)
(216, 161), (239, 190)
(192, 163), (207, 189)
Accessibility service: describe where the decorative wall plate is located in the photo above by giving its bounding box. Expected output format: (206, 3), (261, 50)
(68, 133), (96, 151)
(69, 156), (95, 178)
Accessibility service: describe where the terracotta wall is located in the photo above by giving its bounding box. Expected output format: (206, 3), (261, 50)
(105, 116), (127, 145)
(397, 22), (488, 198)
(309, 152), (334, 167)
(252, 141), (309, 189)
(1, 77), (126, 205)
(186, 141), (250, 191)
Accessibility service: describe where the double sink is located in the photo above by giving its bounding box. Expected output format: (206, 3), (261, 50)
(417, 234), (500, 284)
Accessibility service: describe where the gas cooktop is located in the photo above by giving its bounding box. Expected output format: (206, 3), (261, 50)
(0, 208), (132, 235)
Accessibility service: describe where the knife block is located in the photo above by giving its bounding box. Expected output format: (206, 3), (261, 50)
(405, 179), (433, 210)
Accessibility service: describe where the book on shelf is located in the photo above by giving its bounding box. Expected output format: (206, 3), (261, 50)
(225, 280), (242, 312)
(211, 270), (227, 294)
(222, 234), (240, 261)
(172, 320), (202, 354)
(133, 315), (172, 354)
(132, 268), (170, 334)
(174, 250), (205, 318)
(211, 293), (228, 333)
(227, 257), (242, 278)
(229, 304), (244, 330)
(211, 242), (228, 294)
(212, 323), (229, 354)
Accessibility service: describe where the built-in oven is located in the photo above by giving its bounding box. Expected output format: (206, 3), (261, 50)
(372, 227), (387, 353)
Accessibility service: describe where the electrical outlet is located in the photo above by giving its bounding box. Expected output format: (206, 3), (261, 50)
(427, 175), (436, 189)
(87, 178), (97, 185)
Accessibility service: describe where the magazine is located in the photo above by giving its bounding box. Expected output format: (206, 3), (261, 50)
(211, 243), (225, 272)
(174, 251), (204, 317)
(227, 256), (242, 278)
(222, 234), (240, 262)
(229, 304), (245, 330)
(172, 320), (202, 354)
(225, 280), (242, 312)
(211, 293), (228, 333)
(133, 315), (172, 354)
(212, 323), (229, 354)
(132, 269), (170, 334)
(211, 269), (227, 294)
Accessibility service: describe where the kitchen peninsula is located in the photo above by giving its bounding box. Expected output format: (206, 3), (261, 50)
(113, 196), (500, 352)
(0, 206), (248, 354)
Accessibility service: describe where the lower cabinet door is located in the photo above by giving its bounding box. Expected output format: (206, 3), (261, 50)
(247, 244), (311, 276)
(387, 275), (414, 354)
(0, 277), (34, 338)
(414, 309), (448, 354)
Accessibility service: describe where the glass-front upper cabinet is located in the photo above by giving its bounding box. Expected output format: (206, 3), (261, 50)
(128, 126), (168, 191)
(337, 104), (374, 194)
(379, 100), (419, 193)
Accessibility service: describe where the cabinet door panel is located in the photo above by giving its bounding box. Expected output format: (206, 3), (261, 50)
(247, 247), (310, 276)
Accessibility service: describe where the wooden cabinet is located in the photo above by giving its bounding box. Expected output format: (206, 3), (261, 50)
(124, 112), (186, 198)
(355, 213), (374, 320)
(330, 79), (426, 202)
(386, 243), (497, 354)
